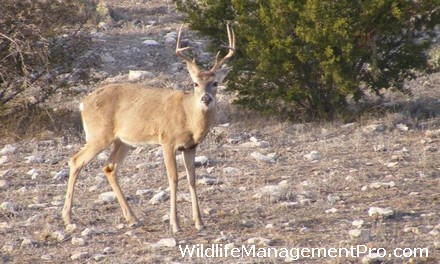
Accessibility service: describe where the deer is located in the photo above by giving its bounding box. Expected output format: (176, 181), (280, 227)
(62, 24), (235, 233)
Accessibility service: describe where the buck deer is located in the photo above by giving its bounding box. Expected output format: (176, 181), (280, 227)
(62, 24), (235, 232)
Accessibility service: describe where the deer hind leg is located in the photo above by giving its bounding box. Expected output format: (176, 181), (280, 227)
(162, 144), (180, 233)
(102, 139), (138, 226)
(62, 140), (110, 225)
(182, 148), (204, 230)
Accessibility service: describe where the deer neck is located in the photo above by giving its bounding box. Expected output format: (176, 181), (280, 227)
(188, 94), (216, 141)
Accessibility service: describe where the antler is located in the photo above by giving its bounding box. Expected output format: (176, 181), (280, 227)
(176, 25), (200, 73)
(211, 23), (236, 72)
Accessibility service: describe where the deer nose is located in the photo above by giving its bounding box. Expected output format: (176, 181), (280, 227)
(201, 94), (213, 106)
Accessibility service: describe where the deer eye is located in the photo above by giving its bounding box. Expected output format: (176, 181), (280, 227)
(213, 82), (218, 87)
(194, 83), (199, 87)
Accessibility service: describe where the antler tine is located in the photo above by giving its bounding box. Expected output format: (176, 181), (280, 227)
(176, 25), (198, 67)
(211, 23), (236, 72)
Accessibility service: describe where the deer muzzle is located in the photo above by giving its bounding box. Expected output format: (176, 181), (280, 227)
(201, 93), (213, 106)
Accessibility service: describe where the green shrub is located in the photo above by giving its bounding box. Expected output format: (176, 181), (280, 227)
(174, 0), (440, 119)
(0, 0), (96, 115)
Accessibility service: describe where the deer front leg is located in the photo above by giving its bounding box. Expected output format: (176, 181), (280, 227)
(162, 144), (180, 233)
(182, 148), (204, 230)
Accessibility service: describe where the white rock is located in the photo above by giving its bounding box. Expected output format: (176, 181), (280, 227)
(251, 151), (275, 163)
(213, 236), (227, 243)
(164, 32), (177, 44)
(71, 252), (89, 261)
(149, 190), (169, 205)
(239, 142), (255, 148)
(253, 184), (294, 203)
(154, 147), (163, 158)
(203, 208), (217, 215)
(368, 207), (394, 218)
(340, 123), (356, 129)
(71, 236), (86, 246)
(298, 227), (310, 234)
(146, 20), (158, 26)
(373, 144), (388, 152)
(41, 254), (52, 261)
(53, 169), (69, 181)
(352, 220), (364, 228)
(165, 36), (176, 44)
(103, 247), (112, 254)
(396, 123), (409, 132)
(0, 222), (11, 229)
(425, 129), (440, 138)
(165, 32), (178, 39)
(195, 156), (209, 166)
(348, 229), (370, 242)
(81, 227), (96, 237)
(1, 202), (17, 213)
(327, 194), (340, 204)
(0, 156), (8, 165)
(93, 254), (106, 261)
(52, 230), (67, 241)
(162, 214), (170, 224)
(247, 237), (274, 246)
(429, 229), (439, 236)
(97, 152), (107, 161)
(284, 257), (295, 263)
(124, 230), (136, 237)
(142, 39), (160, 46)
(0, 179), (9, 190)
(27, 169), (39, 179)
(128, 70), (154, 81)
(100, 53), (115, 63)
(255, 141), (270, 148)
(24, 155), (44, 163)
(363, 124), (385, 133)
(325, 208), (338, 214)
(99, 191), (117, 203)
(197, 175), (219, 185)
(279, 202), (299, 209)
(303, 151), (321, 161)
(265, 223), (275, 229)
(386, 162), (398, 167)
(369, 181), (395, 189)
(226, 135), (242, 144)
(225, 243), (235, 250)
(2, 243), (14, 252)
(206, 167), (215, 174)
(21, 237), (37, 248)
(177, 192), (191, 202)
(222, 167), (241, 175)
(361, 253), (384, 264)
(0, 169), (13, 177)
(154, 238), (177, 248)
(267, 152), (277, 160)
(0, 144), (17, 155)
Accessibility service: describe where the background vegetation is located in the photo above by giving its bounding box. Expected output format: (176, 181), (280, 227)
(174, 0), (440, 119)
(0, 0), (97, 116)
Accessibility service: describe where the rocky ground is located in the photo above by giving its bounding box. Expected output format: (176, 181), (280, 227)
(1, 1), (440, 263)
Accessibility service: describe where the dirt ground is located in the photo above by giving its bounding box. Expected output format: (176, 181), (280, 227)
(1, 1), (440, 263)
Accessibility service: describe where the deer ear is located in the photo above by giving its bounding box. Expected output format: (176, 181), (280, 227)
(214, 67), (232, 84)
